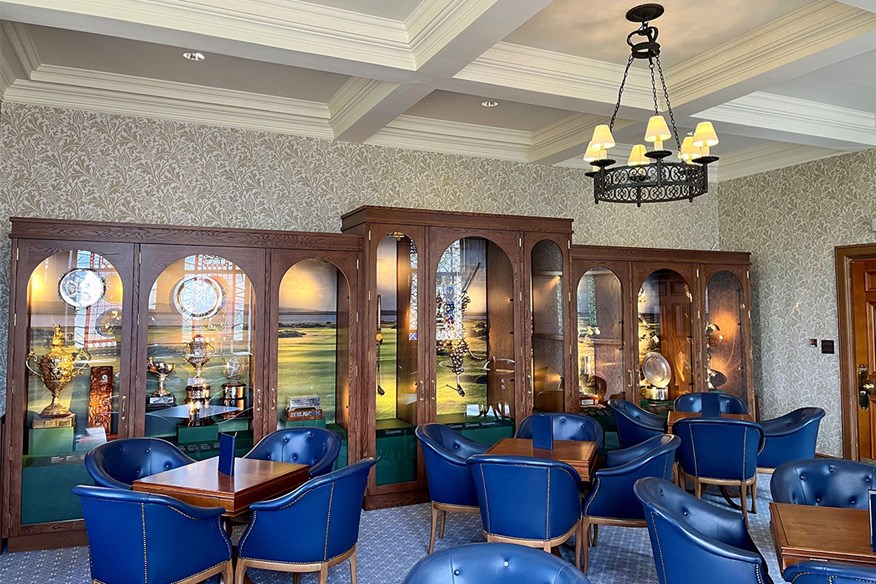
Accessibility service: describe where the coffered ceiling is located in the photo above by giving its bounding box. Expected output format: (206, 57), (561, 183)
(1, 0), (875, 181)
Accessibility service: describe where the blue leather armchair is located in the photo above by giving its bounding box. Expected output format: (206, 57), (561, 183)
(770, 459), (876, 508)
(236, 458), (375, 584)
(73, 485), (233, 584)
(468, 454), (582, 568)
(581, 434), (680, 573)
(756, 407), (825, 471)
(783, 561), (876, 583)
(673, 417), (764, 525)
(244, 427), (341, 477)
(516, 412), (604, 448)
(634, 477), (774, 584)
(673, 392), (749, 414)
(401, 542), (592, 584)
(608, 399), (666, 447)
(83, 437), (195, 489)
(416, 423), (488, 553)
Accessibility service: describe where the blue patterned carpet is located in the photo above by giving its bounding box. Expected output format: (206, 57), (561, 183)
(0, 474), (781, 583)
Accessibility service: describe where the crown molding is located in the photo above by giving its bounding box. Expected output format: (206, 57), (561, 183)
(668, 0), (876, 108)
(328, 77), (400, 139)
(1, 21), (40, 73)
(715, 142), (843, 182)
(0, 0), (417, 70)
(4, 64), (333, 138)
(529, 114), (638, 165)
(453, 42), (654, 111)
(366, 114), (530, 161)
(697, 91), (876, 147)
(408, 0), (496, 68)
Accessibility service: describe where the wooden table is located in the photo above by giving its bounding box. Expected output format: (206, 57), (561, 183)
(667, 411), (753, 428)
(485, 437), (597, 481)
(770, 502), (876, 570)
(133, 457), (309, 518)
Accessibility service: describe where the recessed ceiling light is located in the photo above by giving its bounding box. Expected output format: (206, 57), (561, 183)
(182, 51), (206, 62)
(481, 99), (499, 108)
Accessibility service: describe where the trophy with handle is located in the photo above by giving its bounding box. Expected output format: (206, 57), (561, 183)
(26, 325), (91, 428)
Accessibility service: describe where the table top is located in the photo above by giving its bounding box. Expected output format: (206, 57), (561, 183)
(770, 502), (876, 571)
(133, 457), (309, 517)
(484, 437), (597, 481)
(667, 411), (753, 426)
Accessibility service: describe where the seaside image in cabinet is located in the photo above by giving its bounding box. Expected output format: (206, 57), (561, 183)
(577, 267), (625, 406)
(275, 259), (350, 468)
(144, 254), (255, 458)
(21, 249), (125, 525)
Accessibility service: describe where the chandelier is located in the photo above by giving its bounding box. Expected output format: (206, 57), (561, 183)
(585, 4), (719, 206)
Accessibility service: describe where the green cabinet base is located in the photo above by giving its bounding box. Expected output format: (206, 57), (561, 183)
(437, 414), (514, 446)
(375, 418), (416, 486)
(28, 427), (74, 457)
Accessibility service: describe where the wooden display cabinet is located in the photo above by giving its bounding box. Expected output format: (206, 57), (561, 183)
(341, 207), (573, 508)
(1, 218), (362, 551)
(571, 245), (753, 415)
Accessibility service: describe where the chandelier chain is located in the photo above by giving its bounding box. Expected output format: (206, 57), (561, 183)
(649, 60), (660, 116)
(655, 55), (682, 151)
(608, 52), (635, 131)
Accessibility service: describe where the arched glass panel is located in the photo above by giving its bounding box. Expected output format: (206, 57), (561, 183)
(22, 250), (123, 524)
(705, 271), (746, 403)
(276, 259), (350, 468)
(531, 240), (565, 413)
(638, 269), (694, 405)
(144, 254), (254, 458)
(375, 233), (419, 485)
(435, 237), (515, 442)
(577, 268), (625, 407)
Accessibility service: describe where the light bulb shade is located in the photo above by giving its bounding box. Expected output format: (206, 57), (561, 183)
(590, 124), (616, 150)
(644, 115), (671, 143)
(679, 136), (700, 162)
(583, 140), (602, 162)
(627, 144), (650, 166)
(692, 121), (719, 147)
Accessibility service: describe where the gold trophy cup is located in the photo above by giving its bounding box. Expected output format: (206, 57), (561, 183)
(221, 356), (249, 416)
(26, 325), (91, 427)
(180, 335), (214, 380)
(146, 357), (176, 406)
(181, 335), (214, 425)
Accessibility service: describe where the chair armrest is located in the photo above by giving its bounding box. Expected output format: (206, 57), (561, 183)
(661, 509), (764, 565)
(145, 493), (227, 520)
(249, 471), (336, 512)
(605, 441), (656, 468)
(784, 561), (876, 582)
(454, 434), (489, 458)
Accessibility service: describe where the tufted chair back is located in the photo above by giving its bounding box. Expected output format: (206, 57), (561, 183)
(783, 561), (876, 583)
(468, 454), (581, 543)
(634, 477), (774, 584)
(237, 458), (375, 565)
(401, 542), (591, 584)
(757, 407), (825, 470)
(673, 418), (763, 481)
(770, 459), (876, 509)
(673, 392), (749, 414)
(84, 437), (195, 490)
(416, 424), (487, 507)
(608, 399), (666, 448)
(73, 485), (233, 584)
(515, 413), (604, 447)
(244, 427), (341, 477)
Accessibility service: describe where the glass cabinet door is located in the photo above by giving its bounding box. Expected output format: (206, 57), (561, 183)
(704, 270), (747, 403)
(435, 237), (515, 440)
(375, 233), (419, 485)
(531, 240), (565, 413)
(577, 267), (625, 407)
(637, 269), (694, 404)
(275, 259), (350, 469)
(143, 254), (255, 458)
(21, 250), (125, 525)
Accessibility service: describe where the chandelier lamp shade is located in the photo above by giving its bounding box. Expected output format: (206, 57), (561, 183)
(585, 4), (719, 206)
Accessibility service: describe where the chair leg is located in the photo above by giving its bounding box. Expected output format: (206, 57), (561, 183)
(318, 563), (329, 584)
(234, 560), (247, 584)
(350, 544), (358, 584)
(221, 560), (234, 584)
(693, 478), (702, 499)
(543, 542), (552, 553)
(581, 518), (589, 574)
(294, 574), (301, 584)
(591, 524), (599, 547)
(429, 504), (439, 554)
(439, 510), (447, 538)
(750, 476), (758, 514)
(740, 482), (749, 527)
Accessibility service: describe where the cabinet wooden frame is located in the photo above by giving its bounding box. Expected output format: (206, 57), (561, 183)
(571, 245), (753, 413)
(2, 218), (362, 550)
(341, 206), (573, 508)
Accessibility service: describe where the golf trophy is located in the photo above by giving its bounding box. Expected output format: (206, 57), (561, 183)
(220, 356), (248, 417)
(146, 357), (176, 407)
(180, 335), (214, 426)
(26, 325), (91, 428)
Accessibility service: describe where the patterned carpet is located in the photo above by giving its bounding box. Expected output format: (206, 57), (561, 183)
(0, 474), (781, 583)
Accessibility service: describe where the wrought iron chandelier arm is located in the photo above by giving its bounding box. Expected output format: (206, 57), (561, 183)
(608, 52), (636, 131)
(655, 55), (682, 151)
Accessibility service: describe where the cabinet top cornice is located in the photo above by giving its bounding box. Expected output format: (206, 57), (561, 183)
(340, 205), (573, 234)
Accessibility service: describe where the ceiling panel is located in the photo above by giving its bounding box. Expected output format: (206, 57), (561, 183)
(405, 90), (576, 131)
(765, 49), (876, 112)
(301, 0), (424, 20)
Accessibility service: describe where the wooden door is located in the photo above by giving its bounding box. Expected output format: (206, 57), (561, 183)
(851, 258), (876, 459)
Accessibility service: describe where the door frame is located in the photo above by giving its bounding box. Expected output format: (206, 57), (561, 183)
(836, 243), (876, 459)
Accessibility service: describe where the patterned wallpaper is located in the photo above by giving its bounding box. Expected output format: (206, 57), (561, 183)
(718, 149), (876, 456)
(0, 102), (719, 414)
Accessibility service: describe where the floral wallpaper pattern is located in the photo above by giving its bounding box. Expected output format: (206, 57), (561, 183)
(718, 149), (876, 456)
(0, 102), (719, 415)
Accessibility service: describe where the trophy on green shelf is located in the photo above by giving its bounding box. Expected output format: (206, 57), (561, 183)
(147, 357), (176, 406)
(26, 325), (91, 428)
(181, 334), (214, 426)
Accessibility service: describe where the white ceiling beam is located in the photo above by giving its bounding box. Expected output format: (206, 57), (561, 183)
(715, 142), (844, 182)
(528, 114), (636, 165)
